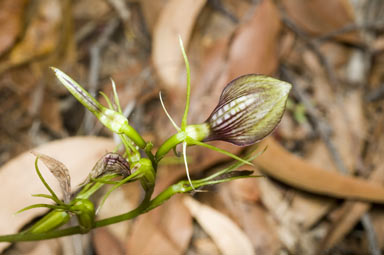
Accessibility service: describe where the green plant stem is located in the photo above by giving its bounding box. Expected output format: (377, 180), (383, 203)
(0, 182), (173, 242)
(121, 125), (156, 165)
(155, 132), (186, 161)
(121, 124), (146, 149)
(0, 161), (256, 242)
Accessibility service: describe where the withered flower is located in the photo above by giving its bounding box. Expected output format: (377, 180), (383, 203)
(80, 153), (131, 186)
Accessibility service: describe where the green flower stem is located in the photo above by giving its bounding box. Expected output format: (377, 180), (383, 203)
(121, 124), (146, 149)
(18, 158), (157, 238)
(144, 142), (156, 167)
(146, 182), (186, 211)
(155, 132), (186, 161)
(22, 175), (116, 234)
(121, 125), (156, 165)
(155, 124), (210, 162)
(0, 189), (156, 242)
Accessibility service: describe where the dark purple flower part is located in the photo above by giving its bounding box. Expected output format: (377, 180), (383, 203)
(204, 74), (292, 146)
(80, 153), (131, 186)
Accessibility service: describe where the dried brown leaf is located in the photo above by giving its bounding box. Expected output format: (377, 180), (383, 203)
(227, 0), (281, 80)
(9, 0), (62, 65)
(281, 0), (358, 43)
(140, 0), (169, 34)
(93, 228), (125, 255)
(40, 95), (64, 136)
(152, 0), (207, 89)
(223, 181), (281, 254)
(0, 0), (27, 55)
(320, 164), (384, 250)
(34, 153), (71, 204)
(126, 195), (192, 255)
(183, 196), (255, 255)
(254, 137), (384, 203)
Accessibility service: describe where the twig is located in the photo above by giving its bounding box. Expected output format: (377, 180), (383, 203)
(362, 213), (382, 255)
(108, 0), (130, 22)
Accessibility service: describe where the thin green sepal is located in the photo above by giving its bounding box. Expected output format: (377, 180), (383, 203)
(32, 194), (57, 201)
(99, 91), (114, 109)
(186, 138), (253, 166)
(199, 147), (267, 182)
(159, 91), (180, 131)
(179, 36), (191, 130)
(110, 79), (123, 113)
(16, 204), (67, 214)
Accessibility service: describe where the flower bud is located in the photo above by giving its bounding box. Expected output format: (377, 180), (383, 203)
(51, 67), (129, 134)
(205, 74), (291, 146)
(71, 199), (95, 233)
(27, 210), (70, 234)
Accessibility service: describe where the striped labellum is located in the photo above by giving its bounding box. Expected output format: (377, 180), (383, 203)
(80, 153), (131, 186)
(204, 74), (292, 146)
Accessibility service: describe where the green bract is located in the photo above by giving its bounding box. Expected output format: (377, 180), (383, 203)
(204, 74), (292, 146)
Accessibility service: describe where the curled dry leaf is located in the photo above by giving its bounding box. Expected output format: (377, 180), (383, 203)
(0, 136), (115, 252)
(33, 153), (71, 204)
(255, 137), (384, 203)
(183, 196), (255, 255)
(227, 0), (281, 79)
(281, 0), (358, 43)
